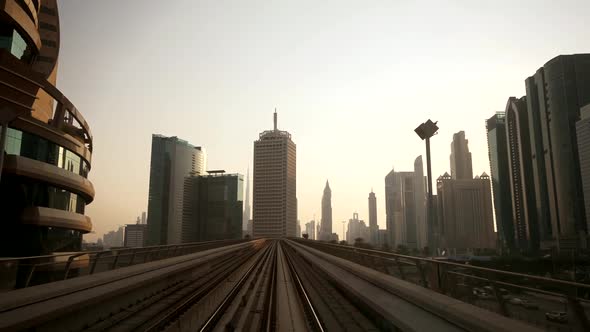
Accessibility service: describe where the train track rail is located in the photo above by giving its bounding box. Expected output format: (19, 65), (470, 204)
(0, 239), (541, 332)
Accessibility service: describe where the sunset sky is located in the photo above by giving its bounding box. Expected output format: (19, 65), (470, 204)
(56, 0), (590, 241)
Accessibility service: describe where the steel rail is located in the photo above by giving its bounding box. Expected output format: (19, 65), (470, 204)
(282, 243), (325, 332)
(198, 242), (275, 332)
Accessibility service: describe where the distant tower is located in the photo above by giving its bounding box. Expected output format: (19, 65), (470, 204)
(414, 156), (427, 249)
(450, 131), (473, 180)
(253, 111), (297, 237)
(385, 168), (418, 248)
(368, 190), (378, 245)
(141, 211), (147, 224)
(243, 167), (251, 231)
(321, 181), (332, 240)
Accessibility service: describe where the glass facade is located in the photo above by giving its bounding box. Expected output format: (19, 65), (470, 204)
(0, 27), (34, 62)
(0, 176), (85, 214)
(486, 113), (516, 251)
(6, 128), (89, 178)
(1, 224), (83, 258)
(182, 174), (243, 243)
(23, 182), (85, 214)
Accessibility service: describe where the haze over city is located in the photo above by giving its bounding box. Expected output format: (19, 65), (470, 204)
(54, 0), (590, 241)
(4, 0), (590, 330)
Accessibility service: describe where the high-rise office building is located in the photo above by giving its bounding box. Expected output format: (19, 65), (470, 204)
(141, 211), (147, 224)
(385, 168), (418, 248)
(450, 131), (473, 180)
(124, 224), (148, 248)
(253, 112), (297, 237)
(242, 168), (251, 232)
(525, 54), (590, 250)
(436, 173), (496, 252)
(576, 104), (590, 235)
(0, 1), (95, 257)
(182, 172), (243, 242)
(505, 97), (539, 251)
(305, 220), (316, 240)
(486, 112), (516, 251)
(147, 135), (206, 245)
(414, 156), (427, 249)
(346, 213), (370, 244)
(368, 190), (378, 245)
(320, 180), (332, 241)
(385, 169), (399, 248)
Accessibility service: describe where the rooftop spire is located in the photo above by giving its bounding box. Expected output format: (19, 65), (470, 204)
(273, 108), (277, 131)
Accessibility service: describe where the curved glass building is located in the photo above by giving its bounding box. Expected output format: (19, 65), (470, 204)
(0, 0), (94, 257)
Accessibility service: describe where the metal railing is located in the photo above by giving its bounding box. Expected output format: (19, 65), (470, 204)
(295, 239), (590, 332)
(0, 239), (247, 292)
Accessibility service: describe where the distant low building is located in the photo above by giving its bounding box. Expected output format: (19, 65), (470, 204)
(124, 224), (148, 248)
(103, 227), (124, 248)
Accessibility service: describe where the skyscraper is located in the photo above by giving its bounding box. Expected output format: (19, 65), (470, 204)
(486, 112), (516, 251)
(321, 180), (332, 241)
(242, 167), (251, 232)
(437, 173), (496, 252)
(525, 54), (590, 250)
(385, 169), (399, 248)
(147, 135), (206, 245)
(141, 211), (147, 224)
(368, 190), (378, 245)
(576, 104), (590, 234)
(346, 213), (370, 244)
(305, 220), (316, 240)
(0, 1), (95, 257)
(253, 111), (297, 237)
(450, 131), (473, 180)
(385, 168), (418, 248)
(413, 156), (427, 249)
(505, 97), (539, 251)
(182, 172), (243, 242)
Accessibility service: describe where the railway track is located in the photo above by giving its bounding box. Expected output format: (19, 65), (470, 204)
(0, 239), (540, 332)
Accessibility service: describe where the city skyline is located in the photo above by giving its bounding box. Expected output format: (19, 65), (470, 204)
(3, 2), (590, 330)
(52, 1), (590, 242)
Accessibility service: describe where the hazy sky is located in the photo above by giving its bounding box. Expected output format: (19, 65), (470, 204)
(57, 0), (589, 241)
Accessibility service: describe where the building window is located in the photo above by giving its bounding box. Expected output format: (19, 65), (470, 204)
(40, 5), (57, 16)
(0, 27), (35, 62)
(36, 55), (54, 62)
(41, 39), (57, 47)
(6, 128), (90, 178)
(24, 182), (86, 214)
(39, 22), (57, 32)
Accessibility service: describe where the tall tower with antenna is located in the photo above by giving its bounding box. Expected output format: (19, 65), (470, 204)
(253, 110), (297, 237)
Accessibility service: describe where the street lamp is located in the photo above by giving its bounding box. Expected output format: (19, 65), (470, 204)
(415, 119), (439, 253)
